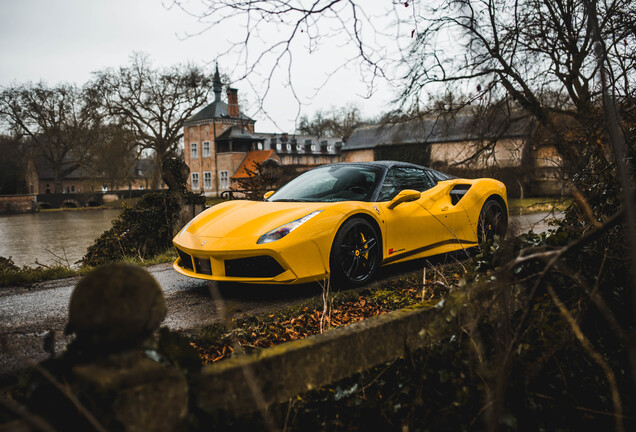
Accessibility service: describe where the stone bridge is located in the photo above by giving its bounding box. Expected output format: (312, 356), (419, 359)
(35, 190), (152, 210)
(0, 190), (155, 214)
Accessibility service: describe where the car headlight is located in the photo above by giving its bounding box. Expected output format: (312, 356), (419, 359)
(257, 211), (322, 244)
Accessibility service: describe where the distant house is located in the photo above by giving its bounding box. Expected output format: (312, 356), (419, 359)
(27, 157), (157, 195)
(182, 66), (343, 196)
(343, 113), (565, 197)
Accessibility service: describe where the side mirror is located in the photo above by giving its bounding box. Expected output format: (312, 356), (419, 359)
(263, 191), (275, 200)
(387, 189), (421, 210)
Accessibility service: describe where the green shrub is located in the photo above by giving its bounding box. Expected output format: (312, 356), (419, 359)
(81, 190), (203, 267)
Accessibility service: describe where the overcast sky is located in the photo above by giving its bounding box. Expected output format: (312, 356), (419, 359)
(0, 0), (401, 132)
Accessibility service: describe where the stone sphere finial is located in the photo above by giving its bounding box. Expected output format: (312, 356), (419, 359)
(67, 264), (167, 349)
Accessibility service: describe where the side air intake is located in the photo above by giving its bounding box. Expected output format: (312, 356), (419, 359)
(449, 184), (471, 205)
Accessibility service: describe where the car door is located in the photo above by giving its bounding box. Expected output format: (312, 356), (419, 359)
(378, 167), (441, 260)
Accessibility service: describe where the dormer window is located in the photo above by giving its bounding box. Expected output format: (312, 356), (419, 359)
(286, 144), (292, 151)
(276, 143), (282, 151)
(327, 145), (334, 152)
(311, 144), (316, 152)
(296, 144), (303, 152)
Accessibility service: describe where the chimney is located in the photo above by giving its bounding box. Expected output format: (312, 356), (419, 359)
(227, 88), (239, 117)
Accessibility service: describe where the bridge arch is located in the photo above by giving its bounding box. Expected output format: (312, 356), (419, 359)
(61, 200), (80, 209)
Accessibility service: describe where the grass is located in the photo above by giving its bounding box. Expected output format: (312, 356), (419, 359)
(0, 265), (89, 287)
(205, 197), (225, 206)
(508, 197), (571, 215)
(0, 249), (177, 288)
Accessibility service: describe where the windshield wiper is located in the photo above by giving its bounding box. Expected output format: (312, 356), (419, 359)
(271, 198), (306, 202)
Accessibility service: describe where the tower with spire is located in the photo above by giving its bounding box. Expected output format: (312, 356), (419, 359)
(182, 63), (261, 196)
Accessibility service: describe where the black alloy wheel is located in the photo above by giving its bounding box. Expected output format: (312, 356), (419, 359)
(477, 199), (508, 243)
(330, 217), (380, 287)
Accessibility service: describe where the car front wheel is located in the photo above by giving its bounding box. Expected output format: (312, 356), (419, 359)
(329, 217), (380, 287)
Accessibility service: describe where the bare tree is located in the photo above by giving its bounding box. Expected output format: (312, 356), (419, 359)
(88, 123), (141, 190)
(297, 104), (363, 139)
(171, 0), (633, 171)
(402, 0), (634, 175)
(169, 0), (406, 126)
(0, 82), (101, 193)
(90, 54), (214, 189)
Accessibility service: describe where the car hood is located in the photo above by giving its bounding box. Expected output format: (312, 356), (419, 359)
(177, 200), (334, 240)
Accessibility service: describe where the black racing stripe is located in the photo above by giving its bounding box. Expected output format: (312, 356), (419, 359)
(382, 238), (477, 265)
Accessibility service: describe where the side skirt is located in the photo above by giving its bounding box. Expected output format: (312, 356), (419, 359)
(381, 238), (477, 265)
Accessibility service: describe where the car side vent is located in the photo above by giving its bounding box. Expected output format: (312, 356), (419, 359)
(450, 184), (471, 205)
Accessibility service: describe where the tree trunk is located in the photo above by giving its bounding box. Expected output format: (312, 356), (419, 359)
(151, 152), (165, 190)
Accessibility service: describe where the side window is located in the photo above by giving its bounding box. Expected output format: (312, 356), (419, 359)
(378, 167), (435, 201)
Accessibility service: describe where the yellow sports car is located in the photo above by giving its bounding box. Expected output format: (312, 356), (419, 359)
(173, 161), (507, 286)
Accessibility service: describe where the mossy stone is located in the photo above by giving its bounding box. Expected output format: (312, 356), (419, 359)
(68, 263), (166, 349)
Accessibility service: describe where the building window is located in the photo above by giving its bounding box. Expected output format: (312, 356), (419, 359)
(71, 185), (75, 193)
(203, 141), (211, 157)
(286, 144), (292, 151)
(203, 171), (212, 189)
(257, 142), (263, 150)
(219, 170), (229, 189)
(296, 144), (303, 152)
(311, 144), (316, 152)
(327, 145), (334, 152)
(190, 142), (198, 159)
(276, 143), (282, 151)
(102, 185), (108, 192)
(296, 156), (302, 164)
(191, 172), (200, 190)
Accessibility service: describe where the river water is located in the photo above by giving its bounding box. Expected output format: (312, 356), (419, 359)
(0, 209), (120, 268)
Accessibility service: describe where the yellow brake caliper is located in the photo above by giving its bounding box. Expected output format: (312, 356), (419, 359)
(360, 232), (369, 264)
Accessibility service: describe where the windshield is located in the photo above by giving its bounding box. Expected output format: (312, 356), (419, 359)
(269, 165), (382, 202)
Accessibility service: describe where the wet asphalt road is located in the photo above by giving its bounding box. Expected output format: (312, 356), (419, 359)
(0, 212), (560, 376)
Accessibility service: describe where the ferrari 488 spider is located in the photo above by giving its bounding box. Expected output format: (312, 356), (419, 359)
(173, 161), (507, 286)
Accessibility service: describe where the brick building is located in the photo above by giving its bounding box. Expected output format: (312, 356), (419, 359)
(183, 66), (343, 196)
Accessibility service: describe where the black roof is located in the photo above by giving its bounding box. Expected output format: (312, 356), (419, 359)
(216, 125), (261, 141)
(344, 111), (532, 151)
(184, 100), (254, 124)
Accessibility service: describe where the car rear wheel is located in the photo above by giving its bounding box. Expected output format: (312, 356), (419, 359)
(477, 199), (507, 243)
(330, 218), (380, 287)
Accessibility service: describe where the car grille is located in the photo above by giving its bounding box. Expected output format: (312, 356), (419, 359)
(225, 256), (285, 278)
(176, 248), (194, 271)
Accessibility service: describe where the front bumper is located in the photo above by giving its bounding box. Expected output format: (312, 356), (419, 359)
(172, 236), (329, 285)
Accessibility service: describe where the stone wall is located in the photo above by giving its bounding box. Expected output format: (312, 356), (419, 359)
(0, 195), (37, 214)
(3, 265), (466, 430)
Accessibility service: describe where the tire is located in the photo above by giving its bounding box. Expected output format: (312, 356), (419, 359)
(329, 217), (380, 287)
(477, 199), (508, 243)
